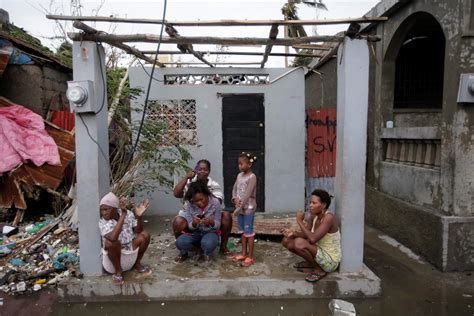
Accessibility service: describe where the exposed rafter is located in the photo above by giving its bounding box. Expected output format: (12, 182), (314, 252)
(142, 50), (326, 58)
(67, 33), (345, 46)
(47, 15), (388, 26)
(165, 24), (214, 67)
(260, 24), (279, 68)
(72, 21), (164, 67)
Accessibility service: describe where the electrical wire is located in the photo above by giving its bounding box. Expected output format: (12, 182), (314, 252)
(94, 41), (108, 114)
(78, 114), (115, 183)
(124, 0), (168, 172)
(75, 41), (113, 183)
(136, 58), (164, 83)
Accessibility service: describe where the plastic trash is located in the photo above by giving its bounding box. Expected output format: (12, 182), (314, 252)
(53, 253), (79, 270)
(5, 241), (16, 249)
(0, 246), (11, 256)
(329, 299), (356, 316)
(226, 240), (235, 251)
(34, 279), (46, 285)
(2, 225), (18, 237)
(16, 282), (26, 292)
(10, 258), (26, 267)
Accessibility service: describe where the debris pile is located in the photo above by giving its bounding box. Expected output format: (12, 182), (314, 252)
(0, 217), (81, 295)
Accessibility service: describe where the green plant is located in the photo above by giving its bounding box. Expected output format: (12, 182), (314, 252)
(107, 66), (191, 197)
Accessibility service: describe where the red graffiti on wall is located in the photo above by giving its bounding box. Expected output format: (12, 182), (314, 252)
(306, 108), (337, 177)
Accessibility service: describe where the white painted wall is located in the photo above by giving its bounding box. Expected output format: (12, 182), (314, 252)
(130, 67), (305, 215)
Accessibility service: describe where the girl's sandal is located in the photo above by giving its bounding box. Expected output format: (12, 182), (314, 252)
(112, 274), (124, 285)
(232, 254), (246, 262)
(241, 257), (254, 267)
(305, 272), (327, 283)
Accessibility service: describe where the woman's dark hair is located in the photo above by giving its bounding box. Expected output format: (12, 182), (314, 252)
(184, 180), (211, 201)
(311, 189), (332, 209)
(197, 159), (211, 171)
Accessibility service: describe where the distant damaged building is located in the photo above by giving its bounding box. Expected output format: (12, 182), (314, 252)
(0, 9), (72, 119)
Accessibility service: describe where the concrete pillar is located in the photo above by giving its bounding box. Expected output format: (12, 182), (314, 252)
(72, 41), (110, 275)
(335, 37), (369, 273)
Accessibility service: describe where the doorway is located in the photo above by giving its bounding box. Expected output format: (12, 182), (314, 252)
(222, 94), (265, 212)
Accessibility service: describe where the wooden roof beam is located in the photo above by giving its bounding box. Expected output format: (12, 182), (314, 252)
(141, 50), (326, 58)
(72, 21), (164, 67)
(292, 44), (333, 50)
(67, 33), (344, 46)
(47, 15), (388, 26)
(159, 62), (261, 66)
(165, 24), (214, 67)
(260, 24), (279, 68)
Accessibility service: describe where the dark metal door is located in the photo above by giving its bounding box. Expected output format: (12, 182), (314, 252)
(222, 94), (265, 212)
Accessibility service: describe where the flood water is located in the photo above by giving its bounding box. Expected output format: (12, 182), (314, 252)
(3, 226), (473, 316)
(47, 243), (473, 316)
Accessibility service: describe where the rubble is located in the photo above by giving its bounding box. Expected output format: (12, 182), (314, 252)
(0, 217), (81, 295)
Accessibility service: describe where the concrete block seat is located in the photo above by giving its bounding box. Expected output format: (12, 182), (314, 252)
(58, 216), (381, 301)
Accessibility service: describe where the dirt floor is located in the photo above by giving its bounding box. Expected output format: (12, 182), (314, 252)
(1, 217), (473, 316)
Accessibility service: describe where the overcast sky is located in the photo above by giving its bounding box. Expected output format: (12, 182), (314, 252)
(2, 0), (380, 67)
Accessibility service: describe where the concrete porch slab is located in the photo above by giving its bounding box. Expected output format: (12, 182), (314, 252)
(58, 216), (381, 301)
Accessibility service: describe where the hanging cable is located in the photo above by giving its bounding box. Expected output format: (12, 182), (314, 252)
(123, 0), (168, 173)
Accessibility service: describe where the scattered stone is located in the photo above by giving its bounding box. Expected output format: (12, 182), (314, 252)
(16, 281), (26, 292)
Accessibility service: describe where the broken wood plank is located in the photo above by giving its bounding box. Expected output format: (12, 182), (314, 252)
(68, 33), (345, 46)
(165, 24), (214, 67)
(231, 216), (299, 236)
(309, 42), (341, 71)
(72, 21), (164, 67)
(47, 14), (388, 26)
(12, 210), (25, 226)
(261, 24), (279, 68)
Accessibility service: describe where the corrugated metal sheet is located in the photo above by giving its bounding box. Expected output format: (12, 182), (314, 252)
(306, 108), (337, 177)
(51, 111), (75, 131)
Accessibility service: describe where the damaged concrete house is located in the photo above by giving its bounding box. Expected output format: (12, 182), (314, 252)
(305, 0), (474, 271)
(0, 9), (75, 219)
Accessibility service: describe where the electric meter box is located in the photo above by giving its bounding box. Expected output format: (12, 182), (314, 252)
(66, 80), (98, 113)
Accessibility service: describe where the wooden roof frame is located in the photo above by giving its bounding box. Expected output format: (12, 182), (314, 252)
(47, 15), (386, 68)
